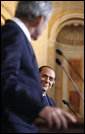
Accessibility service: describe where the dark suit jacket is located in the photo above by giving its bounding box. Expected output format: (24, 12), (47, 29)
(46, 95), (56, 107)
(1, 20), (47, 133)
(42, 94), (56, 107)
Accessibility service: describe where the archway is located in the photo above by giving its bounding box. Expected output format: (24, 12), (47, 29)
(48, 12), (84, 117)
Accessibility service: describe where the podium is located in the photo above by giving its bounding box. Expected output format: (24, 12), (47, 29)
(35, 117), (84, 133)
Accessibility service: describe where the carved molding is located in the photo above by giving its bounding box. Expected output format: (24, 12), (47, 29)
(57, 23), (84, 46)
(49, 12), (84, 47)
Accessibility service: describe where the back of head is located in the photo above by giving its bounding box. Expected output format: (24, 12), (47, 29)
(15, 1), (53, 21)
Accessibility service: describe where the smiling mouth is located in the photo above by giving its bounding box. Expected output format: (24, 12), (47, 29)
(41, 80), (50, 87)
(42, 83), (49, 88)
(43, 85), (48, 88)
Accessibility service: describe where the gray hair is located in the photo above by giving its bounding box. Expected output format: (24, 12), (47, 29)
(15, 1), (53, 21)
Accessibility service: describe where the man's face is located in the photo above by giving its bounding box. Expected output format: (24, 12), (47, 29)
(40, 67), (55, 93)
(31, 17), (50, 40)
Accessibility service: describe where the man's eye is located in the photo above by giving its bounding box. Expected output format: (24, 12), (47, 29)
(50, 78), (53, 81)
(42, 75), (47, 78)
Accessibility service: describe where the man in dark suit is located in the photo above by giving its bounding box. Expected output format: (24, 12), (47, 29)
(1, 1), (76, 133)
(39, 66), (56, 107)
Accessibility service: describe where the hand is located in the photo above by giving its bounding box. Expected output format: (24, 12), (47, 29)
(39, 106), (77, 130)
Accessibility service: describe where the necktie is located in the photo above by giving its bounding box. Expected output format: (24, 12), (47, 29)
(42, 93), (50, 106)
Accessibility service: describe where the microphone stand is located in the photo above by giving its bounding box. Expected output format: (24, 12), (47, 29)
(63, 55), (84, 82)
(56, 49), (84, 82)
(62, 100), (79, 118)
(61, 65), (84, 102)
(67, 104), (79, 118)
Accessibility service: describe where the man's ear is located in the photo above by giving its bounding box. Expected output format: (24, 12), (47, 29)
(51, 84), (53, 87)
(52, 82), (55, 87)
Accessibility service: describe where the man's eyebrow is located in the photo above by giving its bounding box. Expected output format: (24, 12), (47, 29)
(42, 74), (48, 76)
(42, 74), (54, 79)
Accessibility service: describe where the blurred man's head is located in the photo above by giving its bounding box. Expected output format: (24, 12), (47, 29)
(15, 1), (53, 40)
(39, 66), (56, 93)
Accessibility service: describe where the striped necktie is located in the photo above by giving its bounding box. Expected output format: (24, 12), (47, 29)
(42, 93), (50, 105)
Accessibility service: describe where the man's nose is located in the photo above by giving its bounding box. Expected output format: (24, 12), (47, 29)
(45, 77), (50, 82)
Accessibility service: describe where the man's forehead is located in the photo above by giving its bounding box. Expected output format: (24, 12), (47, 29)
(41, 67), (54, 72)
(41, 67), (55, 77)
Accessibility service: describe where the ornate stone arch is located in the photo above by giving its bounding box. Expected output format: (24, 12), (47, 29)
(48, 12), (84, 47)
(48, 12), (84, 75)
(48, 12), (84, 116)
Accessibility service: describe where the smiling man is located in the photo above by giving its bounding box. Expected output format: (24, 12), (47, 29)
(39, 66), (56, 107)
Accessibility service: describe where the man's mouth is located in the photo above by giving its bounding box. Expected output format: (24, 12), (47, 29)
(42, 82), (49, 87)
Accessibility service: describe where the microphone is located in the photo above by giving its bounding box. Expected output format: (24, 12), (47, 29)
(56, 49), (84, 82)
(56, 49), (63, 55)
(56, 58), (84, 102)
(62, 99), (79, 118)
(62, 99), (70, 106)
(56, 58), (61, 65)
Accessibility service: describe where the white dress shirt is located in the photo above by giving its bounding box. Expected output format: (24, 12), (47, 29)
(13, 17), (31, 42)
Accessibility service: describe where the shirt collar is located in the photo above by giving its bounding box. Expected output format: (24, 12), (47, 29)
(42, 92), (46, 96)
(13, 17), (31, 41)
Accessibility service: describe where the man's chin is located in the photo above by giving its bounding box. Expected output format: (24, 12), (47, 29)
(31, 35), (39, 40)
(42, 88), (48, 92)
(32, 37), (37, 40)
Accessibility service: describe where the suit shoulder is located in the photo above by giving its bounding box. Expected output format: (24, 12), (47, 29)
(1, 20), (24, 43)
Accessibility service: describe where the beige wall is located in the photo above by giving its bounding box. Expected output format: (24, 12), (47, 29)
(31, 27), (48, 67)
(49, 1), (84, 37)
